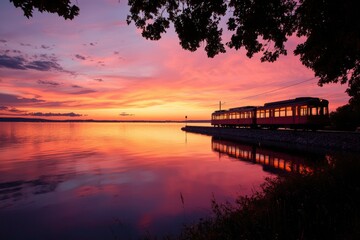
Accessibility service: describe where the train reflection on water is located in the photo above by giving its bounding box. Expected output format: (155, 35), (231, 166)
(211, 137), (327, 174)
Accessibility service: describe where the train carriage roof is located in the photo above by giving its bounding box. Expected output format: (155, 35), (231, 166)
(228, 106), (257, 111)
(263, 97), (328, 107)
(212, 106), (256, 114)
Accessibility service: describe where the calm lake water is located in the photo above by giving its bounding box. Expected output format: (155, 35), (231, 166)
(0, 122), (326, 239)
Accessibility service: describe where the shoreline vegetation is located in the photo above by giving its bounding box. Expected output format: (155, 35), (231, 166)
(164, 153), (360, 240)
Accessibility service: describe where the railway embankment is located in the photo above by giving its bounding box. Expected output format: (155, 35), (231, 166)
(182, 126), (360, 152)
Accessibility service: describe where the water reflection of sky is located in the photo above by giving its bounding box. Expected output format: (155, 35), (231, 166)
(0, 122), (324, 239)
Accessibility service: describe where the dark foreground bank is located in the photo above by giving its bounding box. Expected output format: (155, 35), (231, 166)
(171, 153), (360, 240)
(182, 126), (360, 152)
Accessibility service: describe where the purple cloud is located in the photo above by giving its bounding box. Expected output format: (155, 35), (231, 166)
(0, 106), (28, 114)
(37, 80), (61, 86)
(75, 54), (86, 60)
(71, 89), (97, 94)
(8, 108), (26, 113)
(26, 60), (63, 71)
(41, 44), (51, 49)
(0, 93), (44, 105)
(20, 43), (32, 47)
(27, 112), (82, 117)
(0, 53), (71, 73)
(0, 55), (27, 69)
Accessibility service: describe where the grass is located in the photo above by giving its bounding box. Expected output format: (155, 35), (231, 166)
(172, 153), (360, 240)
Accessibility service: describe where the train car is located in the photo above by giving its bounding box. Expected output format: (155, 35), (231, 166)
(256, 97), (329, 129)
(211, 97), (329, 129)
(211, 106), (256, 127)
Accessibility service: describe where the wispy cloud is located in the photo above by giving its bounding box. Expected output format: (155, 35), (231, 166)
(0, 53), (71, 73)
(40, 44), (51, 49)
(71, 89), (97, 95)
(26, 60), (63, 71)
(27, 112), (82, 117)
(20, 43), (32, 47)
(37, 79), (61, 86)
(0, 93), (44, 105)
(0, 55), (27, 69)
(75, 54), (86, 60)
(0, 105), (27, 113)
(0, 105), (83, 117)
(119, 112), (134, 117)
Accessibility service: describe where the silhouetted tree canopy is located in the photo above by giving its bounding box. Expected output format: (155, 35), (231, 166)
(330, 103), (360, 130)
(9, 0), (360, 102)
(9, 0), (79, 20)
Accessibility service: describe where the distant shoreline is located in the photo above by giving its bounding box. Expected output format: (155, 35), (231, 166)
(0, 117), (210, 123)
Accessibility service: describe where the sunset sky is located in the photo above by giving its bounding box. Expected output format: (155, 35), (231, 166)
(0, 0), (350, 120)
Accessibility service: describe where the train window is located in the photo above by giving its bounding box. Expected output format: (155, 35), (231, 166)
(265, 110), (270, 118)
(311, 108), (318, 116)
(286, 107), (293, 116)
(300, 106), (308, 116)
(280, 107), (286, 117)
(274, 108), (280, 117)
(257, 110), (265, 118)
